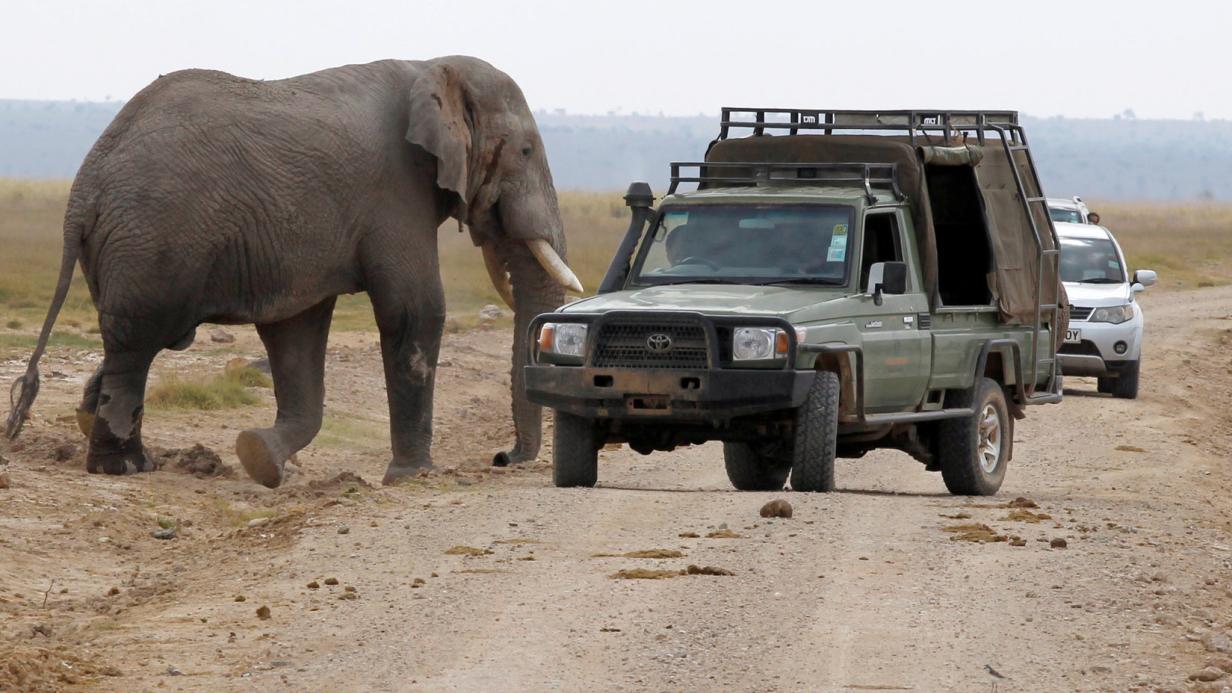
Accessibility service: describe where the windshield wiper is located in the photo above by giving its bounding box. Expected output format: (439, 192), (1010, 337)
(647, 278), (747, 286)
(1076, 278), (1122, 284)
(760, 278), (844, 286)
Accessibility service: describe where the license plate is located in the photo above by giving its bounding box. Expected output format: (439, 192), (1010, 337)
(626, 395), (670, 414)
(1064, 329), (1082, 344)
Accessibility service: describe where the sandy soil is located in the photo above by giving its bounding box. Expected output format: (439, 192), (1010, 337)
(2, 286), (1231, 692)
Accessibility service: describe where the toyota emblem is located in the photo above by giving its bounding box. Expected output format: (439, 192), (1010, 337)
(646, 333), (673, 353)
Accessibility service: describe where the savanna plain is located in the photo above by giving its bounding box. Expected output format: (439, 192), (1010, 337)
(2, 179), (1232, 692)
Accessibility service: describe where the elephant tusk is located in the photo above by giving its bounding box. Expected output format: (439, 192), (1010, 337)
(527, 239), (583, 294)
(481, 244), (515, 309)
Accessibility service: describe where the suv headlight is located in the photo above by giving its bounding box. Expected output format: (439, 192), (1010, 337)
(733, 327), (790, 361)
(1089, 304), (1134, 324)
(538, 322), (588, 358)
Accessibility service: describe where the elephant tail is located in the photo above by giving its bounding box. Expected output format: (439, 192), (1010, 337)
(4, 204), (92, 440)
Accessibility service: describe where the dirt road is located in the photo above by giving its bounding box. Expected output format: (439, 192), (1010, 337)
(2, 286), (1231, 692)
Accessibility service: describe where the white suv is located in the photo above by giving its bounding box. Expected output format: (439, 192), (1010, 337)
(1056, 222), (1156, 398)
(1048, 196), (1092, 224)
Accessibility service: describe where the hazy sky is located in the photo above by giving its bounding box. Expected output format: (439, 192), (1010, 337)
(3, 0), (1229, 119)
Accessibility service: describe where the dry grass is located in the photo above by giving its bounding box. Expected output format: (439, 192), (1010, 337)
(1087, 201), (1232, 289)
(146, 365), (270, 410)
(315, 412), (390, 450)
(0, 180), (96, 328)
(1, 178), (1226, 354)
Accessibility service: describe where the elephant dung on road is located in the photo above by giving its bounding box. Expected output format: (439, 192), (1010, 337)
(3, 56), (582, 487)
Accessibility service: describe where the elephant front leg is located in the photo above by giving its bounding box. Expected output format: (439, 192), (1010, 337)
(371, 286), (446, 485)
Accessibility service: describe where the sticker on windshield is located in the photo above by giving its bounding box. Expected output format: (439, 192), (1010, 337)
(827, 224), (848, 262)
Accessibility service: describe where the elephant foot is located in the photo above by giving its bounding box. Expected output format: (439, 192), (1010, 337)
(492, 445), (538, 467)
(382, 459), (433, 486)
(76, 408), (96, 439)
(86, 444), (155, 475)
(235, 429), (287, 489)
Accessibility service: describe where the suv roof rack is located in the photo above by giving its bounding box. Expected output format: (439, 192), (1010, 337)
(718, 107), (1021, 146)
(668, 161), (905, 202)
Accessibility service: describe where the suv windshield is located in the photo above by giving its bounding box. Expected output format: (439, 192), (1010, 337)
(1060, 236), (1126, 283)
(631, 204), (854, 286)
(1049, 206), (1084, 224)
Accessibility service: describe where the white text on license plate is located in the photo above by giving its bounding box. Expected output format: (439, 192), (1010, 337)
(1064, 329), (1082, 344)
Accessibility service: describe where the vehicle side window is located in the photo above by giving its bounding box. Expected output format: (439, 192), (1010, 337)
(860, 212), (903, 291)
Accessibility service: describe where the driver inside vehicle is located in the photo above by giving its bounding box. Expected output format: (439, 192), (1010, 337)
(665, 222), (740, 267)
(1059, 235), (1124, 283)
(665, 223), (699, 265)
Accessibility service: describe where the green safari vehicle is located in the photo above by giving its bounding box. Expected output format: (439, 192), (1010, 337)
(525, 108), (1067, 495)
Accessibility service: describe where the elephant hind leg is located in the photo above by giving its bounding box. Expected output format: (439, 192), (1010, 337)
(76, 365), (103, 438)
(87, 350), (158, 475)
(236, 298), (335, 489)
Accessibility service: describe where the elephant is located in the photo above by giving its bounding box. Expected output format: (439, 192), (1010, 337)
(3, 56), (581, 487)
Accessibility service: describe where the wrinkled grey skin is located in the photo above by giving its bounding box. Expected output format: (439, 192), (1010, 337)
(3, 56), (567, 486)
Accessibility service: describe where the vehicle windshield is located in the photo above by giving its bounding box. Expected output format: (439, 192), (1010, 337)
(1049, 206), (1084, 224)
(1059, 236), (1126, 283)
(631, 204), (854, 286)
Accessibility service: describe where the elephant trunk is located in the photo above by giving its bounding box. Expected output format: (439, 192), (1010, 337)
(492, 243), (565, 466)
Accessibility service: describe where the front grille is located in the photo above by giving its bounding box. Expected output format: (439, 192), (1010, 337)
(592, 321), (709, 369)
(1059, 340), (1100, 357)
(1070, 306), (1093, 321)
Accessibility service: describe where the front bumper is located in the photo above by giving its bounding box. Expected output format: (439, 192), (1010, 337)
(525, 365), (815, 421)
(1059, 311), (1142, 377)
(525, 310), (815, 421)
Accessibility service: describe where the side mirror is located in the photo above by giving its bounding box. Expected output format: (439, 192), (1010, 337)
(866, 261), (908, 306)
(1132, 269), (1157, 289)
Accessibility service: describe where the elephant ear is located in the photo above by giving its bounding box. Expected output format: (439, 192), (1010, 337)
(406, 64), (472, 218)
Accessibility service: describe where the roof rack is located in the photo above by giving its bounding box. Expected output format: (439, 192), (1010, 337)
(668, 161), (905, 202)
(718, 107), (1021, 146)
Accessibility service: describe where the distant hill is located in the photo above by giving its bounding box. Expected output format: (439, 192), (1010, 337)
(0, 100), (124, 178)
(3, 99), (1230, 200)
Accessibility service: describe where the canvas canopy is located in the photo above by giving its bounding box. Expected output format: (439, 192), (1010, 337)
(703, 134), (1066, 330)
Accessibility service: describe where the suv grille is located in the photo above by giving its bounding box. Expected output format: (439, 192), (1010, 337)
(1059, 340), (1100, 356)
(1070, 306), (1093, 321)
(592, 321), (709, 369)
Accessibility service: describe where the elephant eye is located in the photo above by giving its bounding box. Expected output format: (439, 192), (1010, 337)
(521, 146), (533, 157)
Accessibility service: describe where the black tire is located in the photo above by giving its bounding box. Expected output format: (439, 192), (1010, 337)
(1097, 377), (1115, 394)
(1111, 361), (1140, 399)
(937, 377), (1010, 496)
(723, 442), (791, 491)
(552, 410), (598, 488)
(789, 370), (840, 493)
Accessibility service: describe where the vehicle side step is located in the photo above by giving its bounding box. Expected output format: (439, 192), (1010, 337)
(861, 407), (975, 425)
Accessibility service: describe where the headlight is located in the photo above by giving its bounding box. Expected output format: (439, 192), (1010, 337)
(1089, 304), (1134, 324)
(538, 322), (588, 358)
(733, 327), (789, 361)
